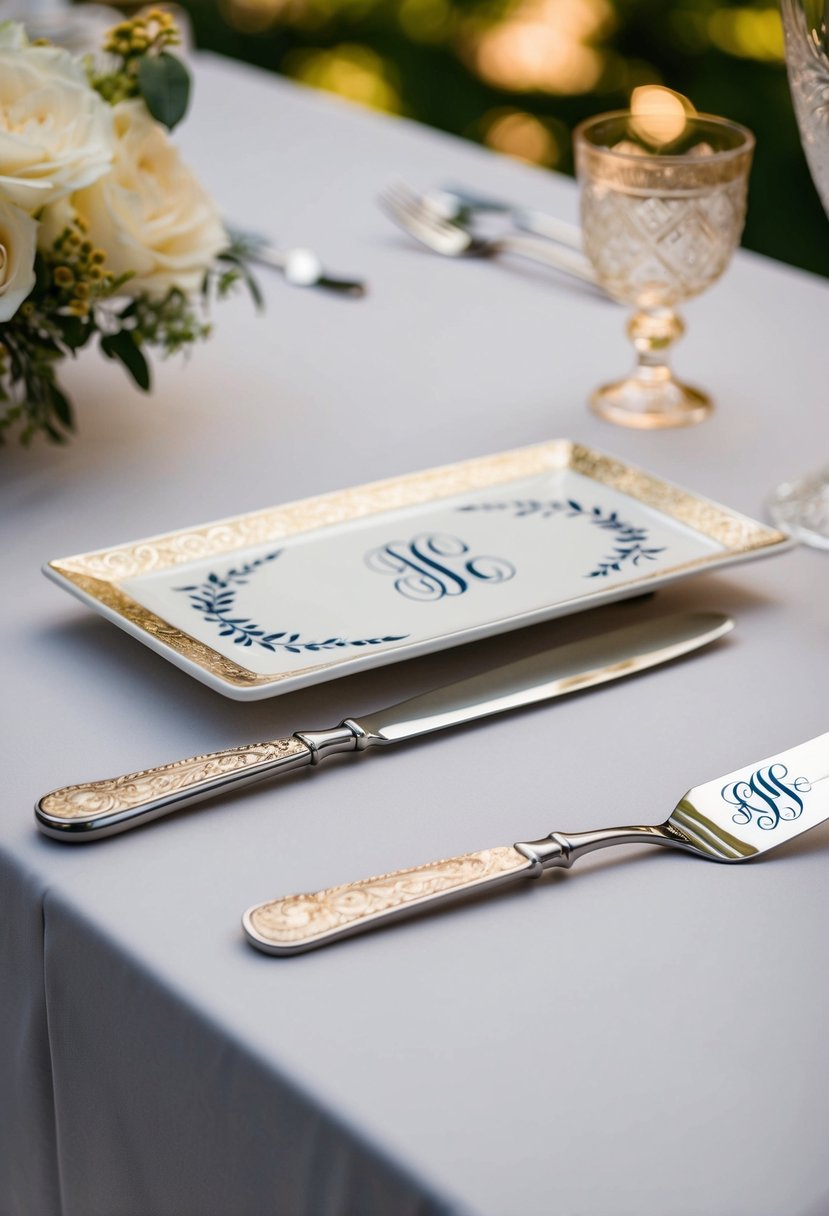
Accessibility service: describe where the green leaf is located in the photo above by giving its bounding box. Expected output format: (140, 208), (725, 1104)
(56, 315), (89, 352)
(101, 330), (151, 391)
(34, 254), (51, 295)
(37, 335), (63, 357)
(217, 251), (264, 311)
(137, 52), (190, 131)
(4, 339), (23, 380)
(43, 420), (68, 445)
(48, 382), (75, 431)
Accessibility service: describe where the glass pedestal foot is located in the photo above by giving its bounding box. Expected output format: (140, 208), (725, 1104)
(590, 376), (713, 430)
(768, 470), (829, 549)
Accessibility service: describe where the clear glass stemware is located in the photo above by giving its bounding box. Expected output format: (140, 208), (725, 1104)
(574, 112), (754, 429)
(768, 0), (829, 548)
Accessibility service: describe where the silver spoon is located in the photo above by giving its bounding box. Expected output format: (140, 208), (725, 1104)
(252, 243), (366, 296)
(227, 226), (366, 296)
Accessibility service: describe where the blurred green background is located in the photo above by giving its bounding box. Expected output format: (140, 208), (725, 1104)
(124, 0), (829, 275)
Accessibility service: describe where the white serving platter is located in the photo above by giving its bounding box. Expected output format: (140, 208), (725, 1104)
(45, 440), (790, 700)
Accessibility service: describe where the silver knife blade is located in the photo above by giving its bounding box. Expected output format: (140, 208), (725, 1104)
(36, 611), (732, 841)
(356, 611), (732, 744)
(435, 183), (584, 248)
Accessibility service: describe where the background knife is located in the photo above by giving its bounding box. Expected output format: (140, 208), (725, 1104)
(35, 611), (732, 841)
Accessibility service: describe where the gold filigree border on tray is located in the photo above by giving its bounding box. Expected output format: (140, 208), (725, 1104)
(50, 440), (575, 581)
(48, 440), (787, 689)
(568, 444), (780, 551)
(61, 573), (323, 687)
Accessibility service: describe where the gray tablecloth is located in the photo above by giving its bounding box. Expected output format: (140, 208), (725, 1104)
(2, 53), (829, 1216)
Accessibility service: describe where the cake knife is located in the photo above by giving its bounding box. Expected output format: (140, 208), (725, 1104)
(35, 611), (731, 842)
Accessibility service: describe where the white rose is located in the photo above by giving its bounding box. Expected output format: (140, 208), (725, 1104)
(72, 100), (226, 298)
(0, 22), (113, 211)
(0, 196), (37, 321)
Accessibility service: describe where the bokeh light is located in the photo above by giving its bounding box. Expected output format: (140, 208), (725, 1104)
(708, 6), (784, 62)
(483, 109), (561, 164)
(179, 0), (829, 277)
(282, 43), (402, 111)
(468, 0), (613, 95)
(398, 0), (454, 44)
(220, 0), (286, 33)
(630, 85), (695, 146)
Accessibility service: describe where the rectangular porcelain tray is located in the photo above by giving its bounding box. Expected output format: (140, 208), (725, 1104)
(45, 440), (790, 700)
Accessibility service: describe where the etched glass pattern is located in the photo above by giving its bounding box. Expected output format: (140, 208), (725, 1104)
(581, 178), (749, 310)
(781, 0), (829, 212)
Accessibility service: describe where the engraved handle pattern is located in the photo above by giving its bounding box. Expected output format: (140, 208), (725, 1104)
(36, 737), (311, 836)
(243, 845), (533, 954)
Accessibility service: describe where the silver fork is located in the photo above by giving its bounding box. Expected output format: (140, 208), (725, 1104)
(378, 179), (603, 293)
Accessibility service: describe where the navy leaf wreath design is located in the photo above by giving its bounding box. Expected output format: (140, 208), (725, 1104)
(176, 551), (407, 654)
(457, 499), (665, 578)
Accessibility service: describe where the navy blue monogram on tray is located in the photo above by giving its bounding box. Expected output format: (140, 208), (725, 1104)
(176, 496), (666, 658)
(721, 763), (812, 831)
(176, 552), (407, 654)
(457, 498), (665, 579)
(365, 533), (515, 601)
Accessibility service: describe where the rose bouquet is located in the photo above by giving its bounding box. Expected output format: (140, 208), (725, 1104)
(0, 10), (259, 444)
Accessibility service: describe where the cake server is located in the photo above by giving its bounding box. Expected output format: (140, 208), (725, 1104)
(243, 730), (829, 955)
(35, 611), (731, 842)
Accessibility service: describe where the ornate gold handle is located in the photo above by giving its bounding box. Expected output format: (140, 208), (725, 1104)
(243, 845), (535, 955)
(36, 736), (312, 841)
